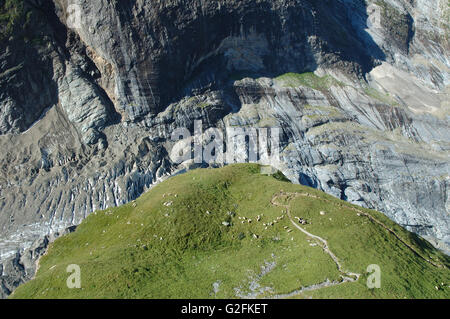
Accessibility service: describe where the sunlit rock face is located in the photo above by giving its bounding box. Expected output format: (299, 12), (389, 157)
(0, 0), (448, 297)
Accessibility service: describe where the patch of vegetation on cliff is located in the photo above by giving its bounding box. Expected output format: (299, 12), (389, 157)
(10, 164), (450, 299)
(275, 72), (344, 91)
(0, 0), (47, 46)
(0, 0), (31, 40)
(302, 104), (347, 119)
(364, 87), (399, 106)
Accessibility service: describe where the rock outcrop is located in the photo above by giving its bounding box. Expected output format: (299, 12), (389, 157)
(0, 226), (75, 298)
(0, 0), (448, 297)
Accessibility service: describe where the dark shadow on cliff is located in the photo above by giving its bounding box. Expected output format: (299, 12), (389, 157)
(338, 0), (386, 62)
(174, 0), (386, 110)
(60, 0), (388, 123)
(0, 0), (62, 134)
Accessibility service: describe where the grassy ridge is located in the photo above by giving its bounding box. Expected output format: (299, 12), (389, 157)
(11, 164), (450, 299)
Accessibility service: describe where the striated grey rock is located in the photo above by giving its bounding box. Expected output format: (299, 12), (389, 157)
(224, 76), (449, 246)
(0, 0), (448, 297)
(0, 226), (75, 298)
(58, 65), (118, 144)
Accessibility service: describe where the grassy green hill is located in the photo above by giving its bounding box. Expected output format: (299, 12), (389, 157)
(11, 164), (450, 299)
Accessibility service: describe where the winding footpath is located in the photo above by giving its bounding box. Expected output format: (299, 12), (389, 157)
(267, 191), (442, 298)
(269, 192), (360, 298)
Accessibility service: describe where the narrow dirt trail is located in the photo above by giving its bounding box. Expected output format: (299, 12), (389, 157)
(269, 192), (361, 298)
(273, 191), (441, 268)
(267, 190), (443, 298)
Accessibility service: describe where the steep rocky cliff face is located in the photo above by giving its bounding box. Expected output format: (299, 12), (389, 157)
(0, 0), (448, 297)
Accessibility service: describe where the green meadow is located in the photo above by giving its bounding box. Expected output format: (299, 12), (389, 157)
(11, 164), (450, 299)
